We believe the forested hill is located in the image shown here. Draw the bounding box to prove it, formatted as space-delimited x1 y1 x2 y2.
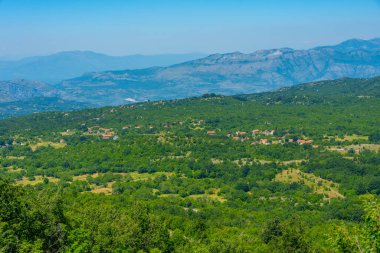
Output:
1 76 380 135
0 76 380 252
237 76 380 104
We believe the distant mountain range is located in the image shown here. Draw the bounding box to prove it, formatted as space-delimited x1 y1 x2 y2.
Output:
0 38 380 118
58 38 380 106
0 52 206 83
0 80 58 103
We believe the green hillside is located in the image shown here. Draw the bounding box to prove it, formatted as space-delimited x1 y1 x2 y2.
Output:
0 97 90 119
1 77 380 252
238 76 380 104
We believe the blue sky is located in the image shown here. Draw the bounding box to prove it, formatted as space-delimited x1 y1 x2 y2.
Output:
0 0 379 58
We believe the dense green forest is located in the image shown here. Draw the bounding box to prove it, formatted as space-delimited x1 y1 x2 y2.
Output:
1 77 380 252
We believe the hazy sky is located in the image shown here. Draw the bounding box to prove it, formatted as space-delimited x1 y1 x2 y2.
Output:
0 0 379 58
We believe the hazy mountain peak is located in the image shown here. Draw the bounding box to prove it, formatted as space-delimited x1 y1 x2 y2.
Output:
369 38 380 44
49 50 108 57
317 38 380 51
0 52 207 83
52 38 380 107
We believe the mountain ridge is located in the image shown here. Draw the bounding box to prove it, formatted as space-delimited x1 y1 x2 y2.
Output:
58 38 380 106
0 80 58 103
1 38 380 117
0 52 207 83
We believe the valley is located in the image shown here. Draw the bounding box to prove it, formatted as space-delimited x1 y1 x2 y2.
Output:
2 1 380 252
1 77 379 252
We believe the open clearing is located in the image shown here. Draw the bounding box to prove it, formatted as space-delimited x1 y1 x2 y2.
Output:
73 172 173 182
16 172 173 188
30 141 67 151
328 144 380 154
233 158 306 166
275 169 345 199
188 194 226 203
72 172 128 181
16 176 60 186
188 188 227 203
336 135 368 142
90 187 112 195
160 188 227 203
5 156 25 160
3 167 24 173
129 172 174 181
89 182 114 195
326 135 368 142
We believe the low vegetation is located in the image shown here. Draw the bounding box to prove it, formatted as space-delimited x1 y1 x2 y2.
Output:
1 77 380 252
275 169 344 199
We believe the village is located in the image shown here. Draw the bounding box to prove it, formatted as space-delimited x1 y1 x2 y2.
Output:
85 126 119 140
207 129 318 148
4 116 378 158
82 123 317 148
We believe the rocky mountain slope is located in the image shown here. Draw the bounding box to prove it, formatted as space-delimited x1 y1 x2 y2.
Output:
0 80 58 103
1 38 380 117
59 38 380 106
0 80 90 119
0 52 206 83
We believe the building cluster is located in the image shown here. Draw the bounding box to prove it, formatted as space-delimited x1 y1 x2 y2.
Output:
87 126 118 140
207 129 317 147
